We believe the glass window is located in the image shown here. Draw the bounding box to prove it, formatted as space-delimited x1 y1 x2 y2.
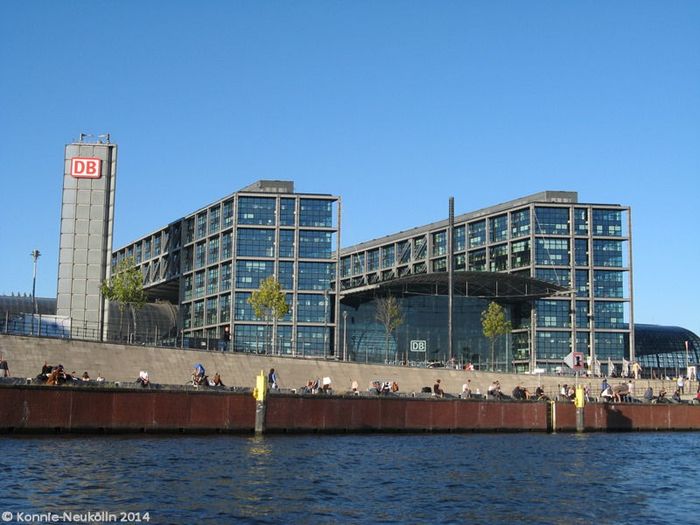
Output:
595 332 627 360
536 331 571 360
454 253 466 271
594 301 627 329
575 270 589 297
468 249 486 271
535 268 571 288
299 199 333 228
536 300 570 328
297 294 329 323
235 260 274 289
153 234 161 256
511 240 530 269
195 241 206 268
299 231 332 259
367 249 380 272
280 198 296 226
238 197 276 226
279 229 295 258
593 240 624 267
207 267 218 295
182 303 192 330
209 206 220 235
398 240 412 263
574 208 588 236
196 213 207 239
352 253 365 275
468 221 486 248
184 219 194 245
298 262 333 291
489 244 508 272
223 200 234 228
233 324 267 353
432 231 446 257
535 238 570 266
511 209 530 238
279 261 294 289
381 245 395 268
182 246 193 272
576 300 589 328
194 271 205 298
592 209 623 237
208 237 219 264
234 292 256 321
453 226 465 252
575 239 589 266
341 257 351 278
220 294 231 323
237 228 275 258
221 262 232 291
414 236 427 259
535 207 569 235
296 326 327 357
206 297 218 325
489 215 508 243
432 258 446 272
593 270 624 298
193 300 204 328
221 232 232 259
183 275 193 301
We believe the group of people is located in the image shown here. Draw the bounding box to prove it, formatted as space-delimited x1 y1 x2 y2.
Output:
190 363 224 387
37 362 105 385
299 376 333 394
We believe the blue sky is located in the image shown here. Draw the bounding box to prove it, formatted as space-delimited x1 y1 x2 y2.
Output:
1 1 698 335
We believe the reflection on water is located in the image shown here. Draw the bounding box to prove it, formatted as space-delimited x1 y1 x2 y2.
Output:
0 433 695 524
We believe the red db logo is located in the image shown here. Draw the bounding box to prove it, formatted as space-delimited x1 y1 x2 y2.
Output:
70 158 102 179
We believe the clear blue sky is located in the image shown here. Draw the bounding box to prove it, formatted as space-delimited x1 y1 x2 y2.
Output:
1 1 698 335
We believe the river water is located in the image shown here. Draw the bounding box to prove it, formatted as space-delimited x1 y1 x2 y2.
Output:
0 433 696 524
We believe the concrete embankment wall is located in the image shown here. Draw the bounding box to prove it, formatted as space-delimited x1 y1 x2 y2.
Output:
2 384 699 434
0 335 691 401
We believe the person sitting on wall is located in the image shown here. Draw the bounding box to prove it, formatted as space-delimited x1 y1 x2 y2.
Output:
81 371 91 382
672 388 682 403
321 377 332 394
192 364 207 386
487 381 503 399
350 380 359 393
613 384 628 403
534 386 548 401
45 368 62 385
137 371 150 387
601 385 614 402
0 353 9 377
643 386 654 402
512 385 525 400
95 373 105 382
210 372 224 387
655 387 668 403
391 381 399 393
36 361 53 383
433 379 445 397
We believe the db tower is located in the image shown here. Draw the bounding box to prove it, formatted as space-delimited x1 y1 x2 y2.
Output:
56 135 117 339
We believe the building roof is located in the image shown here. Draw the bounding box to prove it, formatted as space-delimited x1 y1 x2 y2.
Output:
340 271 567 306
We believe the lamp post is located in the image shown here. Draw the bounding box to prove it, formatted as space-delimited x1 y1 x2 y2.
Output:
30 250 41 315
343 310 348 362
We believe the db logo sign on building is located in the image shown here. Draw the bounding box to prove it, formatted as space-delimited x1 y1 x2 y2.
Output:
70 157 102 179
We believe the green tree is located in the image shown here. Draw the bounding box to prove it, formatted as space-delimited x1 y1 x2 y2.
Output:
481 301 512 371
248 276 289 354
100 256 146 340
375 295 404 363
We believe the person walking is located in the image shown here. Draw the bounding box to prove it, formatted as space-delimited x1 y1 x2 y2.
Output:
0 353 9 377
268 368 279 390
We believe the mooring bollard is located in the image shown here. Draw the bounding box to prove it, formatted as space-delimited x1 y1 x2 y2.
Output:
253 370 267 434
575 384 585 433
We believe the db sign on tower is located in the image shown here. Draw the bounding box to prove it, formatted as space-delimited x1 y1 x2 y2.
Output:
70 157 102 179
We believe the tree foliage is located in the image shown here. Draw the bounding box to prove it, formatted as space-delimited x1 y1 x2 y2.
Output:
248 276 289 354
100 256 146 312
481 301 512 370
375 295 404 362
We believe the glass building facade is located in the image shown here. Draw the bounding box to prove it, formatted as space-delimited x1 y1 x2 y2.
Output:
112 181 340 357
339 191 633 373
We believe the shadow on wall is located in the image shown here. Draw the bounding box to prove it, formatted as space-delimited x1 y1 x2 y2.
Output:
603 403 633 431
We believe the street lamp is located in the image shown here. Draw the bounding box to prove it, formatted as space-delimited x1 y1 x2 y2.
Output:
30 250 41 315
343 310 348 362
